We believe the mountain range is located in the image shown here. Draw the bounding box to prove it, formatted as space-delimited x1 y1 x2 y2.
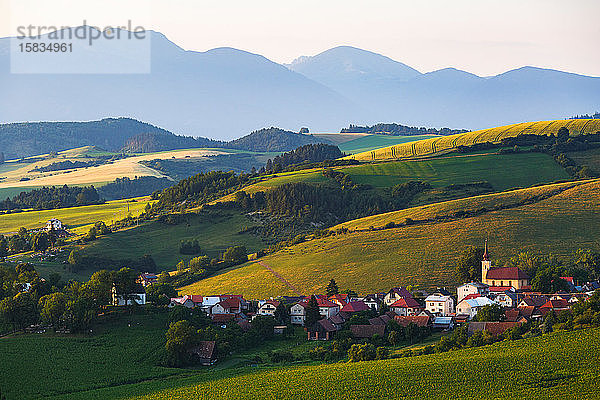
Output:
1 28 599 140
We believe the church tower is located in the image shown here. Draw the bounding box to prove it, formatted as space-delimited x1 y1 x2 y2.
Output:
481 239 491 282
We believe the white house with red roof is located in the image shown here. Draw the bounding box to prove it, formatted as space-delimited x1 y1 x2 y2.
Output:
290 297 340 326
389 297 423 316
257 300 281 317
168 295 203 309
457 282 489 302
383 287 413 306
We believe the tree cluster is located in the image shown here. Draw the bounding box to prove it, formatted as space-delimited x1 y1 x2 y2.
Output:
341 123 468 136
0 185 101 211
264 144 344 173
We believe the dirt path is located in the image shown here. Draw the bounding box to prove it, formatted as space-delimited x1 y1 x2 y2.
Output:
256 260 302 296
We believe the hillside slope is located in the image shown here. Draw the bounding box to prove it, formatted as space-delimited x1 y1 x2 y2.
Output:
182 179 600 297
349 119 600 161
64 328 600 400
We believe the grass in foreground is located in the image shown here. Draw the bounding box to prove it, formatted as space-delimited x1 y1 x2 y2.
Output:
182 179 600 297
59 328 600 400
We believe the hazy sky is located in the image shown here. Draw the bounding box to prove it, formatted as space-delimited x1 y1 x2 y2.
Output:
2 0 599 76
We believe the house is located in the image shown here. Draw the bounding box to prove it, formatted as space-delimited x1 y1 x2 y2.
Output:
111 284 146 306
504 308 529 323
169 296 194 308
340 301 370 314
329 313 347 330
394 315 431 328
45 218 63 231
139 273 158 287
390 297 423 316
361 294 383 311
201 296 221 313
457 282 489 302
290 302 306 325
468 322 519 337
481 242 529 289
290 297 340 326
425 293 455 316
539 299 570 314
517 295 549 309
211 296 243 315
494 291 519 308
257 300 280 317
211 313 235 327
188 341 217 365
350 324 386 339
368 314 392 326
433 316 454 330
169 295 203 308
456 296 496 319
328 294 350 308
307 319 338 340
384 287 413 306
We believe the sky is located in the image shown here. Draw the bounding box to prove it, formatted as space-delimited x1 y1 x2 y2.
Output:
1 0 599 77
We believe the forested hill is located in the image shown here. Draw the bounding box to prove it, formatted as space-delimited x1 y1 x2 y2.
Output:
340 123 468 136
227 127 329 152
0 118 174 159
0 120 330 159
121 132 223 153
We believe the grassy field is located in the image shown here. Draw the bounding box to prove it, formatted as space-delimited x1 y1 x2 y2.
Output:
338 134 437 154
349 119 600 161
0 312 180 400
216 152 569 204
182 179 600 297
81 211 266 270
567 147 600 172
41 327 600 400
343 152 569 190
0 197 151 235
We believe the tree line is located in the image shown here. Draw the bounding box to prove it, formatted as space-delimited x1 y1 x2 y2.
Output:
0 185 101 212
341 123 468 136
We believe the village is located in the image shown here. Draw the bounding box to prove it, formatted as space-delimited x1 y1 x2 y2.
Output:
112 244 600 364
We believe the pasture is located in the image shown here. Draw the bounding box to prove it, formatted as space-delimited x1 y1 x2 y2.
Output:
338 134 437 154
81 211 265 269
182 179 600 298
0 197 151 235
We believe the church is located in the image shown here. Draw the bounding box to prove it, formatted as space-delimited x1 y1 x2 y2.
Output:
481 241 529 289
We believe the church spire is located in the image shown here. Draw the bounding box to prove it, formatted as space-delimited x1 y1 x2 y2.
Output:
483 239 489 261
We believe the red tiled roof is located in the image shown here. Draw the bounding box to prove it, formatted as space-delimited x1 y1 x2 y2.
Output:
219 297 241 310
390 297 422 308
394 315 430 327
518 305 535 317
341 301 370 313
350 324 385 338
488 286 513 293
540 299 570 309
560 277 574 284
486 267 529 280
261 300 281 308
211 314 235 323
318 319 338 332
190 295 203 303
468 322 519 336
504 308 521 322
462 293 482 301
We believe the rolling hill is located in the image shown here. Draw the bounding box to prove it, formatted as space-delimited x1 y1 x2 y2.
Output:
349 119 600 161
181 179 600 298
